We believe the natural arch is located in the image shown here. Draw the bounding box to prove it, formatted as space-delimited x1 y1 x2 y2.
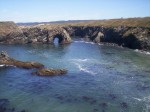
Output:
53 34 64 44
47 27 72 44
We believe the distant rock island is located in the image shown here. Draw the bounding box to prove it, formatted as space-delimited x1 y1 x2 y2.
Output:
0 17 150 51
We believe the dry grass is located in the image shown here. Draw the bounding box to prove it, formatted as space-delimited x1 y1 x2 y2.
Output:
0 21 22 35
57 17 150 28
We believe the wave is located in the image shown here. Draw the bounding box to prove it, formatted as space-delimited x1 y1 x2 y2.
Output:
71 58 89 62
0 64 16 68
73 62 96 75
0 64 5 67
133 95 150 112
133 97 142 101
134 49 150 55
74 41 95 45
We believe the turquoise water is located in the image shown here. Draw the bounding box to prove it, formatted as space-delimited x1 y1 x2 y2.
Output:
0 40 150 112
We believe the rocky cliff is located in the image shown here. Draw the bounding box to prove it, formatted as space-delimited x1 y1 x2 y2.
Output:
0 18 150 51
64 26 150 51
0 22 72 44
0 21 26 44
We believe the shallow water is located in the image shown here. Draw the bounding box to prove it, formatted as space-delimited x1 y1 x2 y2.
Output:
0 40 150 112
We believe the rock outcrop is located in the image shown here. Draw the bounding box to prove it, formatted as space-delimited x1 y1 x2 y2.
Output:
0 22 72 44
64 26 150 51
0 51 67 76
0 51 44 69
32 68 67 76
0 21 27 44
0 20 150 51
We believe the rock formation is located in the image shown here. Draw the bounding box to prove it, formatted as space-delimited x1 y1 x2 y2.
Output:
0 21 26 44
64 26 150 51
32 68 67 76
0 51 44 69
0 19 150 51
0 22 72 44
46 27 72 44
0 51 67 76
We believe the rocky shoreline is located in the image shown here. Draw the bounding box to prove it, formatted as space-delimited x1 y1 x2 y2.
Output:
64 26 150 51
0 21 150 51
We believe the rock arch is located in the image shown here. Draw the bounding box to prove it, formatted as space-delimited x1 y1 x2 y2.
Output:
47 27 72 44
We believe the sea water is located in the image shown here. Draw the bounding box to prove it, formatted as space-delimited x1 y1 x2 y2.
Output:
0 39 150 112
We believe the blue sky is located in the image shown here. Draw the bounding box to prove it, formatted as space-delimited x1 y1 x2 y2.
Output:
0 0 150 22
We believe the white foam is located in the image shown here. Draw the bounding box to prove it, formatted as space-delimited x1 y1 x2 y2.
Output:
85 41 95 44
0 64 16 68
71 58 89 62
0 64 5 67
74 62 96 75
74 41 95 45
98 43 103 46
133 95 150 112
74 41 84 43
133 97 142 101
134 49 150 55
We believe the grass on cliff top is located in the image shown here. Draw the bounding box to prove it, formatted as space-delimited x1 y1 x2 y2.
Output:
0 21 21 35
55 17 150 28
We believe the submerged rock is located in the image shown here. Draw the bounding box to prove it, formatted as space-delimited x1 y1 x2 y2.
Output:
120 102 128 108
32 68 67 76
0 99 9 107
0 51 44 69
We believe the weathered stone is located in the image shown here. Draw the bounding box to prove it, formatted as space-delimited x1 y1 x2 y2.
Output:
65 26 150 51
0 51 44 69
0 22 72 44
94 32 104 43
0 21 150 51
32 68 67 76
0 22 27 44
47 27 72 44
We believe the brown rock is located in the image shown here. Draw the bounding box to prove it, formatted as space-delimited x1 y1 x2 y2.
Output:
32 68 67 76
0 51 44 69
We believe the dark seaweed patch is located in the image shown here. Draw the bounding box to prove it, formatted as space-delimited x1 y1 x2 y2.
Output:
120 102 128 108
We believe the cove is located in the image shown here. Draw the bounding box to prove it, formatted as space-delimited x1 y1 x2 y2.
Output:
0 39 150 112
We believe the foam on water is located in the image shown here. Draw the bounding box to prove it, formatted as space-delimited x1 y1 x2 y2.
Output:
70 58 89 62
0 64 16 68
73 62 97 75
74 41 95 45
134 49 150 55
0 64 5 67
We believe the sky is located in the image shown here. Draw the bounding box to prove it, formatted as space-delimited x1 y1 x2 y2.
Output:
0 0 150 22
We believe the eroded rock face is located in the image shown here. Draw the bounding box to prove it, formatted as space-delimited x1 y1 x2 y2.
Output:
32 68 67 76
0 51 44 69
65 26 150 51
0 22 27 44
0 21 150 51
21 26 72 44
47 27 72 44
0 22 72 44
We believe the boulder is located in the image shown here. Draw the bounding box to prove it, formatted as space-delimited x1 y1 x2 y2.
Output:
32 68 67 76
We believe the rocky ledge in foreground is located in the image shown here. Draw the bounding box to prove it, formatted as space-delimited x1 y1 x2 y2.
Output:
0 51 67 76
0 51 44 69
32 69 67 76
